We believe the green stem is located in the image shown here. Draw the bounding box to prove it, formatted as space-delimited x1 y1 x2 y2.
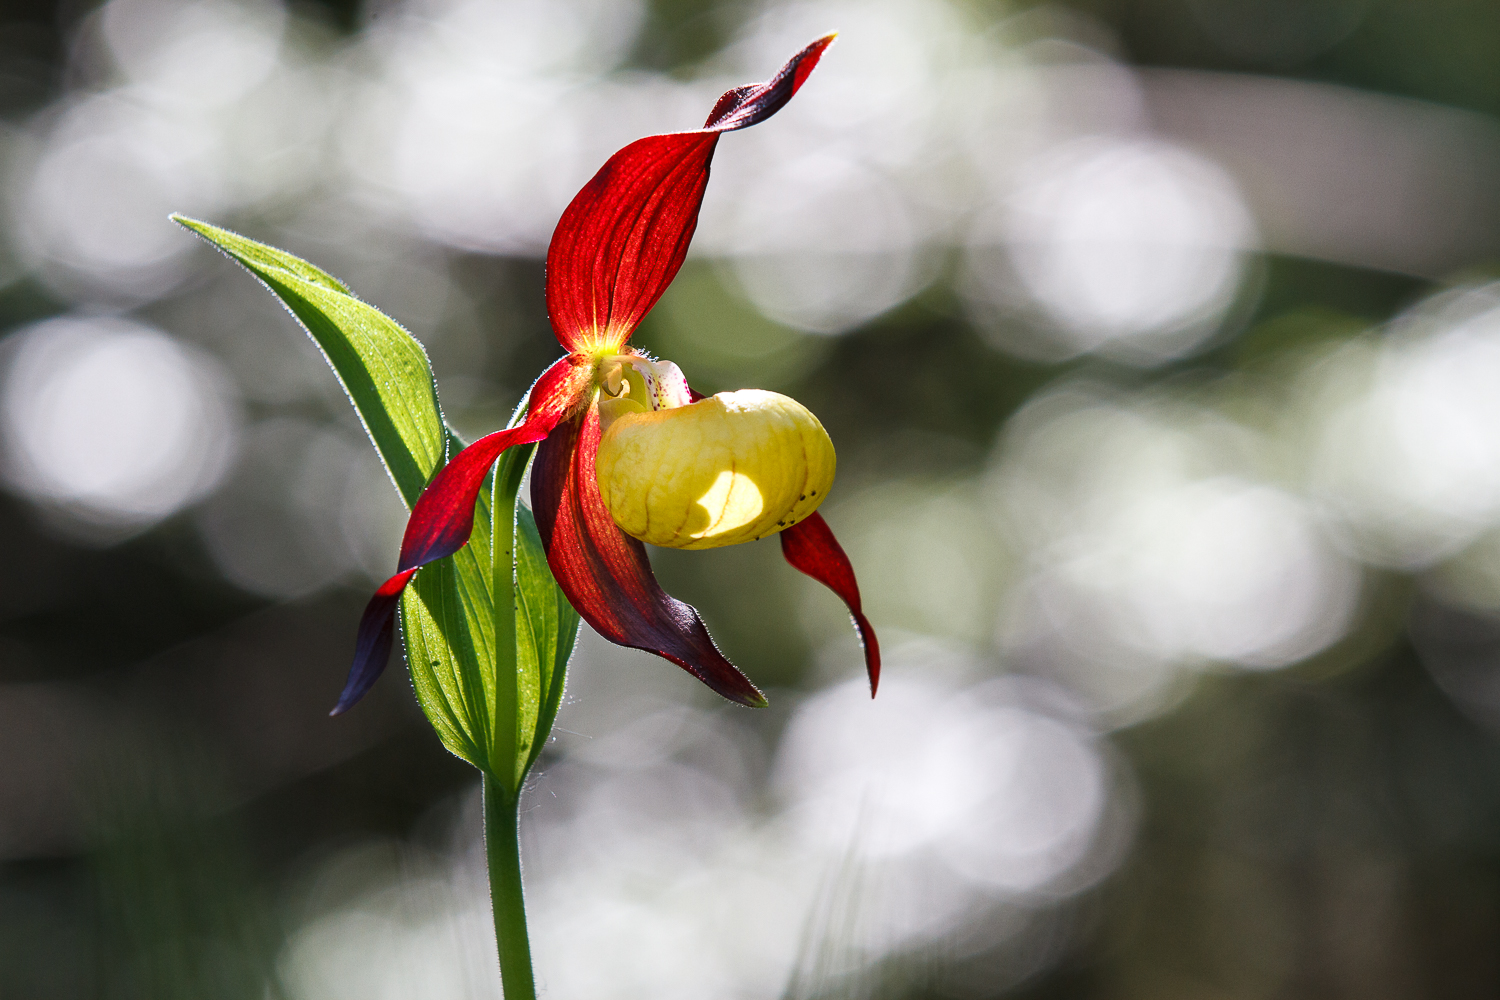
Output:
484 774 536 999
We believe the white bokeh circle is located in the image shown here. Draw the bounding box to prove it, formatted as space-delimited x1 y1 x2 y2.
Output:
0 315 237 535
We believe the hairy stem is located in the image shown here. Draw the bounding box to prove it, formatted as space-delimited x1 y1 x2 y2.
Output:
484 774 535 999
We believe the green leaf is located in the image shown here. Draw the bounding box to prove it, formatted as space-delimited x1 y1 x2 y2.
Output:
174 215 350 294
173 215 444 506
178 217 576 787
482 439 530 791
401 430 499 772
517 502 579 778
486 444 578 795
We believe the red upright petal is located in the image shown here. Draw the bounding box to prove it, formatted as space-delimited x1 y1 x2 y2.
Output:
332 356 586 714
780 512 880 696
546 131 720 353
532 405 767 707
544 34 836 353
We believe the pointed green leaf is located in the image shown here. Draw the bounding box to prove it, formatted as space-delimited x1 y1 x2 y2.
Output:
174 214 350 293
180 218 490 767
173 215 444 506
179 217 578 788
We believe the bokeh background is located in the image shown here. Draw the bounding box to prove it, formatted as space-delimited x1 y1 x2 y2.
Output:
4 0 1500 996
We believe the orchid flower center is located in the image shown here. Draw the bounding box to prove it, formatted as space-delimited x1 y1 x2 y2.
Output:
595 353 692 430
594 355 836 550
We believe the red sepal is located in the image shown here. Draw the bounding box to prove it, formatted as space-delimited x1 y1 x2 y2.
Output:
546 131 720 353
532 405 767 707
544 34 836 353
780 512 880 696
397 356 580 571
332 356 584 715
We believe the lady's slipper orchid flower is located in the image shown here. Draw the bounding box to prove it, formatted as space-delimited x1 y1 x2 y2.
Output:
334 35 878 715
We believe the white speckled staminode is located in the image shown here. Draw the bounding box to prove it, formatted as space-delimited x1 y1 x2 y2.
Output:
595 389 836 549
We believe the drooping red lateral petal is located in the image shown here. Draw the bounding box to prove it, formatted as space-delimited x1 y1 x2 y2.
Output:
531 405 766 707
397 356 580 571
331 567 417 716
544 34 836 353
332 356 586 715
780 512 881 697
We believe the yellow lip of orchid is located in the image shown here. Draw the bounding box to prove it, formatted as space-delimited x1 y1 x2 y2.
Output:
595 386 836 550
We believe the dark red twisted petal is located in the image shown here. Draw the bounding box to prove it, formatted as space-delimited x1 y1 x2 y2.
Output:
780 512 880 697
331 356 586 716
331 567 417 715
702 34 835 131
545 33 836 353
531 405 766 707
